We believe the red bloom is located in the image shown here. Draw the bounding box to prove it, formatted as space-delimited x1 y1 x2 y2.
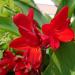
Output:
9 8 43 74
15 71 22 75
14 48 41 75
42 6 74 50
14 57 29 75
15 71 29 75
10 8 48 49
0 50 16 75
0 67 7 75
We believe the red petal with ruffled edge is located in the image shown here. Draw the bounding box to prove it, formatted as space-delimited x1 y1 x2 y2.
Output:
56 28 74 42
28 47 42 70
42 6 69 35
28 8 34 20
18 26 40 45
13 13 32 31
49 36 60 50
10 36 40 50
40 34 49 47
9 37 28 50
51 6 68 26
42 24 51 35
3 50 15 59
14 59 26 72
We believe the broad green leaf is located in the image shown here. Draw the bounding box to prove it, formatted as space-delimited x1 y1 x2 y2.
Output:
69 3 75 17
44 42 75 75
14 0 49 27
0 0 6 7
0 16 19 35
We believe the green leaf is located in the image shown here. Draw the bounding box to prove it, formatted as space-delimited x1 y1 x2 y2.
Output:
71 18 75 32
0 16 19 35
69 3 75 17
0 0 21 17
14 0 49 27
44 42 75 75
56 0 75 18
21 0 37 8
53 0 61 6
0 50 3 59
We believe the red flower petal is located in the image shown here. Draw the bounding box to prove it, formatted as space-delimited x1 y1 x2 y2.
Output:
10 36 40 50
0 67 7 75
28 47 42 70
14 60 26 71
9 37 28 50
15 71 22 75
18 26 40 46
42 6 69 35
19 26 39 40
13 13 32 30
0 59 8 66
3 50 15 59
56 28 74 42
23 72 29 75
28 8 34 20
40 34 49 47
49 36 60 50
42 24 51 35
13 13 27 26
52 6 68 26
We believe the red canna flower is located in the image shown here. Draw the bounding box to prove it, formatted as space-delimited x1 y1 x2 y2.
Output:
10 8 48 49
42 6 74 50
12 47 41 75
9 8 45 75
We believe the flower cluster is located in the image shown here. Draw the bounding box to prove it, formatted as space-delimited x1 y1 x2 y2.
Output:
0 6 74 75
